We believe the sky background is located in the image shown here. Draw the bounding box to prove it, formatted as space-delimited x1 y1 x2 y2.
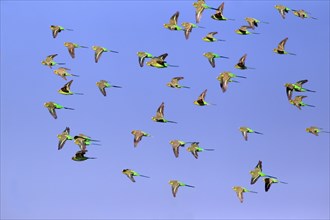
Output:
1 1 329 219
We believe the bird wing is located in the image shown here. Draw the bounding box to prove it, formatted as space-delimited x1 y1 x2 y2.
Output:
133 132 143 147
264 178 272 192
170 11 180 25
195 6 205 23
208 56 215 67
173 145 180 158
64 127 70 134
220 76 229 93
250 170 260 184
171 77 184 84
238 54 247 65
237 191 243 203
48 108 57 119
278 37 288 51
138 55 146 67
127 173 136 182
52 26 60 38
156 102 165 118
172 182 180 197
241 130 248 141
296 79 308 86
157 53 168 60
184 25 193 40
95 48 104 63
198 89 207 102
217 2 224 14
58 135 67 150
256 160 262 170
207 32 217 38
98 84 107 96
192 150 199 159
68 45 75 59
286 86 293 100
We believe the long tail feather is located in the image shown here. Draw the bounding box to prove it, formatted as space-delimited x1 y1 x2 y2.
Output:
227 18 235 21
265 175 277 179
74 93 84 95
261 21 270 24
167 120 178 124
279 181 288 184
66 29 74 31
139 175 150 178
90 139 101 142
217 39 226 42
71 74 80 77
306 104 315 107
288 52 296 55
86 157 96 159
198 26 206 29
252 32 261 35
254 131 263 135
57 63 66 65
236 75 247 78
185 184 195 188
220 56 229 59
110 50 119 53
306 89 316 92
112 85 122 88
249 190 258 193
181 86 190 89
80 46 89 48
168 64 179 67
64 107 74 110
91 143 101 146
204 149 215 151
231 80 240 83
247 67 256 69
321 131 330 133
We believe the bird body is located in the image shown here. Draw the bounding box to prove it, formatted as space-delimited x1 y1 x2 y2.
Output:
57 127 73 150
232 186 257 203
92 46 118 63
44 101 74 119
239 127 263 141
122 169 150 182
275 5 292 19
166 77 190 89
305 126 330 136
289 95 315 110
203 52 229 68
264 177 288 192
72 150 96 161
194 89 215 106
64 42 88 59
164 11 182 30
41 54 65 68
217 72 246 93
285 79 315 100
53 67 79 81
58 80 83 95
250 160 277 185
137 52 154 67
50 25 73 38
96 80 121 96
274 37 295 55
187 142 214 159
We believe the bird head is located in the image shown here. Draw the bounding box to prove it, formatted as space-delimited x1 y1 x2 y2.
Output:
151 116 156 121
273 48 278 53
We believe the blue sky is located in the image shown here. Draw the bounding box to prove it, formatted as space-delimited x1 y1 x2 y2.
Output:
1 1 329 219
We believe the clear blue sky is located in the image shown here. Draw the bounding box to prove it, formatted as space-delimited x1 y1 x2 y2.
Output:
1 1 329 219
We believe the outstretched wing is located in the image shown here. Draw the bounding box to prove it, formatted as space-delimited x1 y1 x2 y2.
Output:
277 37 288 51
156 102 165 118
95 48 104 63
172 183 180 197
170 11 180 25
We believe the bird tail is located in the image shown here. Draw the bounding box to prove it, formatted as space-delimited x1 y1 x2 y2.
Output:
74 92 84 95
220 56 229 59
254 131 263 135
87 157 97 159
231 80 240 83
70 74 80 77
66 28 74 31
57 63 66 65
227 18 235 21
236 75 247 79
167 120 178 124
217 39 226 42
208 103 217 106
305 104 315 108
279 181 288 184
261 21 270 24
112 85 122 88
181 86 190 89
197 26 206 29
247 67 256 70
306 89 316 93
110 50 119 53
139 175 150 178
185 184 195 188
91 143 101 146
167 64 179 67
321 131 330 133
248 190 258 193
64 107 75 110
204 149 215 151
251 32 261 35
288 52 296 55
80 46 89 48
90 139 101 142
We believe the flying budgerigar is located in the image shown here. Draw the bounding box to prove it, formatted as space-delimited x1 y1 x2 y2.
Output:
146 53 179 68
44 101 74 119
210 2 234 21
193 0 217 23
122 169 150 182
73 134 101 151
57 127 73 150
137 52 154 67
193 89 215 106
58 80 83 95
181 22 204 40
202 31 225 42
164 11 182 31
186 142 215 159
239 127 263 141
96 80 122 96
232 186 257 203
131 130 151 148
41 54 65 68
285 79 315 100
53 67 79 81
289 95 315 110
217 71 247 93
203 52 229 68
292 9 317 19
169 180 195 198
72 150 96 162
166 77 190 89
305 126 330 136
235 25 260 35
273 37 296 55
92 46 119 63
169 140 194 158
50 25 73 38
274 5 294 19
235 54 255 70
264 177 288 192
64 42 88 59
152 102 177 123
245 17 269 29
250 160 277 185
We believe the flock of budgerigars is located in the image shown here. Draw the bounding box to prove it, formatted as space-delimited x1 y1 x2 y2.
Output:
41 1 329 202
